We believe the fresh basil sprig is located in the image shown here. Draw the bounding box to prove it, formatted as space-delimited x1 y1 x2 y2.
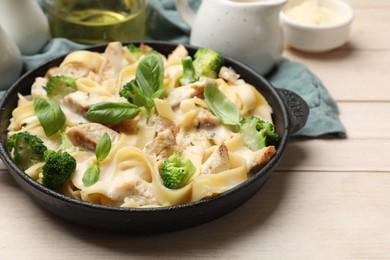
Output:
95 132 111 162
82 163 100 188
82 133 111 187
204 84 240 127
33 97 66 136
123 50 166 122
85 102 140 125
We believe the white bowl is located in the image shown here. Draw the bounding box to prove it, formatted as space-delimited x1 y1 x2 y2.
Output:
280 0 354 52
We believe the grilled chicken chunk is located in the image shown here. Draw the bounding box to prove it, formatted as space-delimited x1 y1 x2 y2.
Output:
166 82 205 107
31 77 48 98
144 129 176 157
66 123 120 151
46 64 90 79
193 108 219 128
167 44 189 63
143 116 180 161
248 146 276 171
201 143 230 174
98 41 127 84
120 177 159 207
219 66 240 83
63 91 128 113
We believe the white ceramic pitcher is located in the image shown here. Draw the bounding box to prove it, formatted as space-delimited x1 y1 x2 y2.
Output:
0 0 50 55
176 0 286 75
0 26 23 90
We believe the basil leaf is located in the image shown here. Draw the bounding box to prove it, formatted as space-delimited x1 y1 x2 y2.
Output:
132 51 166 122
82 163 100 187
33 97 66 136
82 133 111 187
204 84 240 126
136 51 165 98
86 102 140 125
95 133 111 163
124 79 148 107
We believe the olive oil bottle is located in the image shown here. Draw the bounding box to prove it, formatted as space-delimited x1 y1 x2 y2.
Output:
47 0 147 44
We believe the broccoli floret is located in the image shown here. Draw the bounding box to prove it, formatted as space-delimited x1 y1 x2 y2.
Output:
119 80 143 106
45 75 77 101
193 48 224 78
161 153 196 189
127 44 143 60
58 132 79 153
41 150 76 190
179 56 199 86
7 132 47 170
239 116 279 151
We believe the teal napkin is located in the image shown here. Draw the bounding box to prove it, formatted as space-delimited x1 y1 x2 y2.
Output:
267 59 345 136
6 0 346 137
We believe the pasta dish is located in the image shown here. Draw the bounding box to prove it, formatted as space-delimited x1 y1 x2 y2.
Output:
7 42 278 208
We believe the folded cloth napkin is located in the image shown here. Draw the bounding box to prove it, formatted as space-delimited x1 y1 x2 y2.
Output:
267 59 346 137
3 0 346 137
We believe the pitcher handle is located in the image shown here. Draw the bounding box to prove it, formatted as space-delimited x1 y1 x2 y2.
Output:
175 0 195 27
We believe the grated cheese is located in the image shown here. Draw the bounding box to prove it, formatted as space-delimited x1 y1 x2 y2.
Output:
285 0 343 25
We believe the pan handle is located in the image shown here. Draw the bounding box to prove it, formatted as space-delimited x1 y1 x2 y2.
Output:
277 89 309 134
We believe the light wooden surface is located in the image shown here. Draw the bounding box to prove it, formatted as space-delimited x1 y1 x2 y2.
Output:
1 1 389 259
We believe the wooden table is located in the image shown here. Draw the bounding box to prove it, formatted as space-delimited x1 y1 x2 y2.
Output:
1 0 389 258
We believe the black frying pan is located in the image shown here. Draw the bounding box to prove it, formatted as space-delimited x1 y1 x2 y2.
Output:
0 41 308 233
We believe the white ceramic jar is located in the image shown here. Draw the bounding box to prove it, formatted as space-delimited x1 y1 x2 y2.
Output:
0 0 50 55
176 0 287 76
0 26 23 90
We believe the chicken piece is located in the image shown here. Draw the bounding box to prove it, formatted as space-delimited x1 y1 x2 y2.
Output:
193 108 219 129
63 90 128 112
153 116 180 136
201 143 230 174
248 146 276 171
98 41 127 83
66 123 120 151
46 64 90 79
121 177 160 207
103 175 158 206
142 116 180 160
219 66 240 83
144 129 176 159
164 64 182 80
166 81 205 107
167 44 188 63
139 43 153 54
110 114 141 134
31 77 48 98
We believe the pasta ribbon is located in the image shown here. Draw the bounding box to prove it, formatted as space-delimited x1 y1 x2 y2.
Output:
76 78 112 96
118 64 137 90
60 50 103 72
191 153 247 202
154 99 176 121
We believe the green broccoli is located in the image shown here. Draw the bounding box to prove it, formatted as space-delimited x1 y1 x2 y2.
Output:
127 44 143 60
41 150 76 190
193 48 224 78
58 132 80 153
45 75 77 101
161 153 196 189
119 80 143 106
239 116 279 151
179 56 199 86
7 132 47 170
